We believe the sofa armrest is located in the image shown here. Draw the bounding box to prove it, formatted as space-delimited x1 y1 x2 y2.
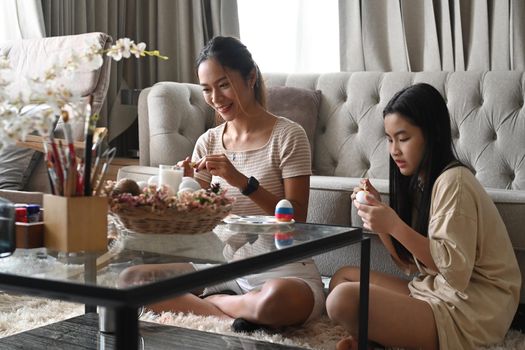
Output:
138 82 215 167
0 189 43 205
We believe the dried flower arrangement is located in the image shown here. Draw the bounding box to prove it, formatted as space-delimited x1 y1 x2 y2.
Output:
104 180 235 234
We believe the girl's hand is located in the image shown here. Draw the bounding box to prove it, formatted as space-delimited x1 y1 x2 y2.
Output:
351 178 381 202
177 156 194 177
354 194 401 234
195 153 246 189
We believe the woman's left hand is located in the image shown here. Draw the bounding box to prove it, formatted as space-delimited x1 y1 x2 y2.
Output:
195 153 246 189
354 195 401 234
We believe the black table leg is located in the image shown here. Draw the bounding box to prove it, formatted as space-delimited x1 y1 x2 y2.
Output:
115 306 139 350
84 253 97 313
358 237 370 350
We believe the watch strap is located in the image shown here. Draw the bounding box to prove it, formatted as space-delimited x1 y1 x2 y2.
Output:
241 176 259 196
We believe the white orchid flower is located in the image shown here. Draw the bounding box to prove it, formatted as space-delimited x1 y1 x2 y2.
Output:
0 37 166 151
130 42 147 58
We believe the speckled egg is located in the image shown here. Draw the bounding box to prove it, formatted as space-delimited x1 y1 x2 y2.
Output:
274 231 294 249
275 199 294 222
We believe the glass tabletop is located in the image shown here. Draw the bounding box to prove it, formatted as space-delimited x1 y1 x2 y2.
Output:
0 221 362 308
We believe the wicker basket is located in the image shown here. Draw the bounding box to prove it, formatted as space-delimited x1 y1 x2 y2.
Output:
110 205 232 235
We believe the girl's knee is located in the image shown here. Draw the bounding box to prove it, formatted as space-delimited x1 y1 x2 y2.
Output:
326 282 360 330
329 266 361 291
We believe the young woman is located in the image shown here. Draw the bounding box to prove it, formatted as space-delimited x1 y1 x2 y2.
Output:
118 36 325 332
326 83 521 349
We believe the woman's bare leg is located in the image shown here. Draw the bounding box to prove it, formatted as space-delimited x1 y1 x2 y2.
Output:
148 293 232 318
327 267 438 350
205 278 315 327
118 265 315 325
118 262 232 318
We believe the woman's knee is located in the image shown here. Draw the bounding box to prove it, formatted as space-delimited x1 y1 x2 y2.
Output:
329 266 361 291
326 282 360 331
253 278 314 323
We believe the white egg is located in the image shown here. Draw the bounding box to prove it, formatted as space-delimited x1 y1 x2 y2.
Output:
178 178 201 192
177 187 195 194
356 190 372 204
147 175 159 186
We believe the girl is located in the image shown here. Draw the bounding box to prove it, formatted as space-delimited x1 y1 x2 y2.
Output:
326 83 521 349
119 36 325 332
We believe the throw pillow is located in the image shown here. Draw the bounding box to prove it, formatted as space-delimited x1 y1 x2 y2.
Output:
266 86 321 157
0 146 42 190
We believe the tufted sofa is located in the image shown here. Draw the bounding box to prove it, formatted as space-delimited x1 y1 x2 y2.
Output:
119 71 525 302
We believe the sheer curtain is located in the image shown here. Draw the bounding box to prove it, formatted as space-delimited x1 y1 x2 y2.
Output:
238 0 339 73
339 0 525 71
0 0 45 41
41 0 239 142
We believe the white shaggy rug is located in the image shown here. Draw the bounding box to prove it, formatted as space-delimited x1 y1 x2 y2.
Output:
0 294 524 350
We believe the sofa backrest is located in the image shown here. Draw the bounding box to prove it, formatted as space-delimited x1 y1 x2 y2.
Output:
264 72 525 191
139 71 525 191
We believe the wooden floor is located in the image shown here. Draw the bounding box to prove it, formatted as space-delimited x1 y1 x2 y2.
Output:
0 313 305 349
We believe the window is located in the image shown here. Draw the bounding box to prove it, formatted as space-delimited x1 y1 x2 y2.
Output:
238 0 339 73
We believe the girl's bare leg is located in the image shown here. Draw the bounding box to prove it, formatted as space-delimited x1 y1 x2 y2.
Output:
327 267 438 350
205 278 315 327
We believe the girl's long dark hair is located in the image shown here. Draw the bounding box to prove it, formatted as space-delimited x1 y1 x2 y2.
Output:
384 83 461 262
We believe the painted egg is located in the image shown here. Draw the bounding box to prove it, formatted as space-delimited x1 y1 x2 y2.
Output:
356 190 373 204
275 199 294 222
178 177 201 192
274 231 294 249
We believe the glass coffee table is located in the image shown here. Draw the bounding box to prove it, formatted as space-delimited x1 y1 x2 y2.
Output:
0 221 370 350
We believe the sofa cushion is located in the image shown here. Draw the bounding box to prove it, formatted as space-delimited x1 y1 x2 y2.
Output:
266 86 321 162
0 146 42 190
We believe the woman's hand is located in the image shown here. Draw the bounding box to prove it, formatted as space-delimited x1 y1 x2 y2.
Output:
354 194 401 234
351 178 381 202
177 156 194 177
194 153 246 189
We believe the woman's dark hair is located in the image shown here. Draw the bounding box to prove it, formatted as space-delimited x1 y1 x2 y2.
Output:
196 36 266 111
383 83 461 262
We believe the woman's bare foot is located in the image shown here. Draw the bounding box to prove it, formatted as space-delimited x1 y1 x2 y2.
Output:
336 337 357 350
336 336 373 350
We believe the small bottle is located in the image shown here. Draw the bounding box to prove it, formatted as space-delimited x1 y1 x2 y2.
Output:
0 197 16 257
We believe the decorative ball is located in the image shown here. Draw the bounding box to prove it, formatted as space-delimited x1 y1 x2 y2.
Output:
275 199 294 222
113 178 141 196
274 231 294 249
356 190 373 204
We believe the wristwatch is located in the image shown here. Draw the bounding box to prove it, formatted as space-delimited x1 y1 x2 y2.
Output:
241 176 259 196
